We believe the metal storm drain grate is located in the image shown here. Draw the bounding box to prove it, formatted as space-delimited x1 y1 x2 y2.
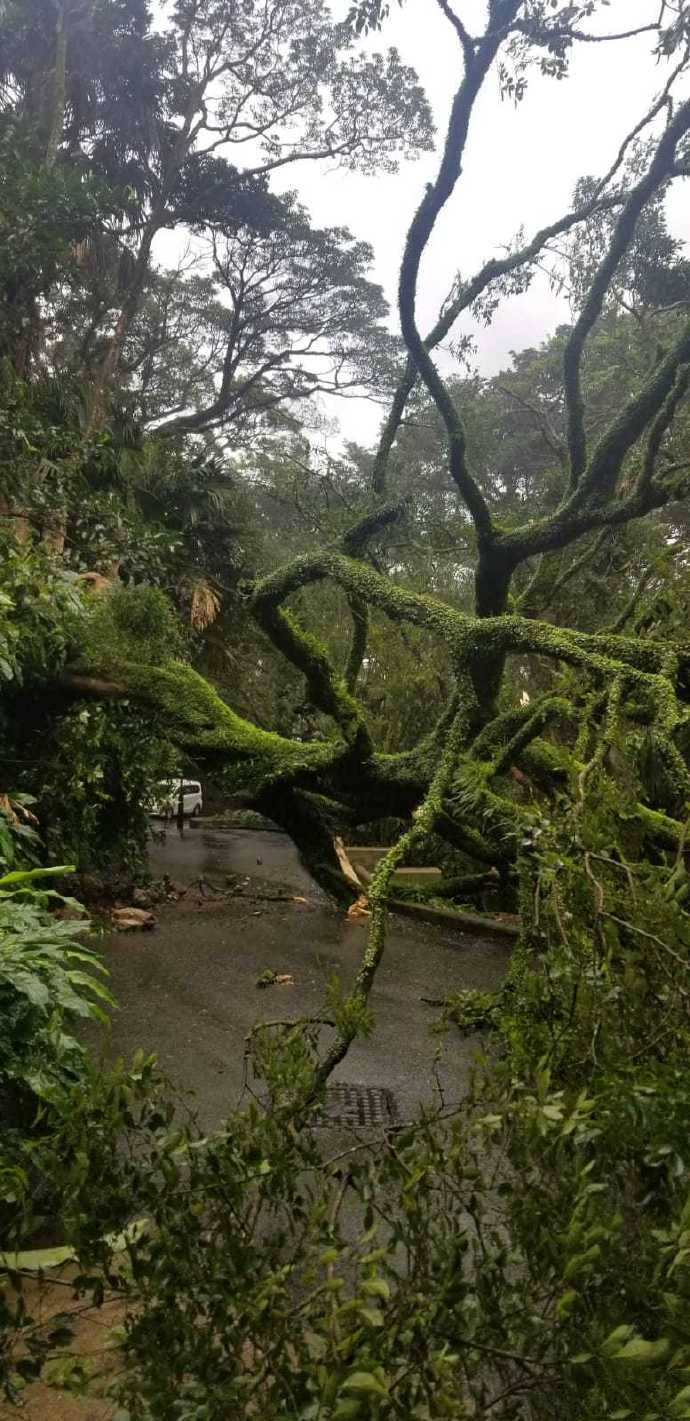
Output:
317 1082 398 1129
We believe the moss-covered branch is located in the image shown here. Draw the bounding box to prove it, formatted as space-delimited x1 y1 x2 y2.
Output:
489 697 576 778
315 700 472 1083
251 599 372 759
65 660 332 786
251 549 690 688
344 595 368 695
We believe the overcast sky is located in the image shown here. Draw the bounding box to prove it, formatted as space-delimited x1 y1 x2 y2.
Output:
277 0 690 449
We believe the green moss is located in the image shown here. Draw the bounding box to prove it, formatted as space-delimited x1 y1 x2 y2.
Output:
68 541 689 912
252 598 372 757
632 804 685 849
82 585 182 669
490 696 576 776
521 738 573 778
253 550 685 692
74 657 333 797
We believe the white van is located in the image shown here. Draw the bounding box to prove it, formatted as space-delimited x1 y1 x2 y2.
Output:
150 778 203 819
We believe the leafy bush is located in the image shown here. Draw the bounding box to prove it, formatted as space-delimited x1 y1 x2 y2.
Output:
3 1021 688 1420
0 866 114 1231
0 867 112 1100
35 700 178 878
81 583 183 672
0 551 184 879
0 543 84 689
3 707 690 1418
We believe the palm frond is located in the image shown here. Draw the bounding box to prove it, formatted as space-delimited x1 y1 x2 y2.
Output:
190 578 221 631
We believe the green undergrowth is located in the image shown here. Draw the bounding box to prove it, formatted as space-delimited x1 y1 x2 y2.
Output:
435 987 501 1034
3 1013 690 1419
2 572 690 1418
2 776 690 1419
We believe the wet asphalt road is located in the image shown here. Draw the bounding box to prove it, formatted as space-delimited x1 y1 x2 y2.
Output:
91 825 509 1128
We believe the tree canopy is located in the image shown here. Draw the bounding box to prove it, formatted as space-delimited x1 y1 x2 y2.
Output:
3 3 690 1414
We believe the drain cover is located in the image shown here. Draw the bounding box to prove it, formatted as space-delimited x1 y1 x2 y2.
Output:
318 1082 398 1129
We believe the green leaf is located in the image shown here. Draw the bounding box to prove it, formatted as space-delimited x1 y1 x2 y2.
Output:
564 1244 601 1280
361 1277 390 1299
341 1372 388 1396
0 865 75 886
0 1244 77 1269
556 1289 578 1319
358 1306 384 1327
601 1325 636 1355
611 1337 669 1363
4 969 50 1008
669 1385 690 1417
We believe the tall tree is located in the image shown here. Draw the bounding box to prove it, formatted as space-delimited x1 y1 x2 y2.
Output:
0 0 432 427
6 0 690 1070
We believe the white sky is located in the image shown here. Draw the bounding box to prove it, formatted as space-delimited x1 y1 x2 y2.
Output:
278 0 690 447
154 0 690 449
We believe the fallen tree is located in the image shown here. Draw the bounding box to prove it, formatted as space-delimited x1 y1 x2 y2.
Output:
8 0 690 1066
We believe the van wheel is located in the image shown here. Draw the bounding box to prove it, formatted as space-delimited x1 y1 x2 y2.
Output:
193 804 202 817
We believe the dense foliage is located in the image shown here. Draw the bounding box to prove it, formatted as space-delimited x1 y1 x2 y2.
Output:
2 0 690 1416
0 811 116 1243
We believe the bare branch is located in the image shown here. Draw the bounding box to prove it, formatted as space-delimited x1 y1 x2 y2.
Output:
495 383 567 469
435 0 475 64
563 98 690 490
371 184 644 499
551 529 611 598
344 596 369 693
398 6 522 535
61 674 128 697
513 20 663 46
594 46 690 201
638 363 690 493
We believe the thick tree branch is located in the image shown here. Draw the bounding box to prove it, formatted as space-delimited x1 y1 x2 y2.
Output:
489 696 576 777
250 600 373 760
369 173 678 503
250 549 690 689
639 363 690 493
397 6 521 537
435 0 475 65
368 80 690 500
563 98 690 490
344 596 369 694
339 499 408 557
494 317 690 561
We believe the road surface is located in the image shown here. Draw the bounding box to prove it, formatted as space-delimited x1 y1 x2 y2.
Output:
91 825 509 1127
